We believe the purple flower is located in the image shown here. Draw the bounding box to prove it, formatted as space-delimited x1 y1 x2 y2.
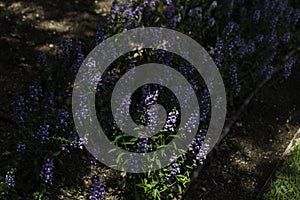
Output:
253 10 261 22
122 8 133 20
227 0 234 18
227 41 235 57
266 30 278 46
78 137 88 150
285 7 293 20
143 0 158 7
95 27 107 45
213 40 224 68
36 125 50 143
133 6 143 18
16 96 26 123
270 16 279 30
211 1 217 8
29 85 43 103
137 138 148 153
241 7 247 17
255 34 264 43
40 157 54 184
165 0 172 5
247 40 256 54
292 9 300 24
229 64 241 94
56 109 69 133
188 7 202 18
222 22 240 39
111 0 120 16
233 35 241 46
5 170 15 187
61 144 70 153
72 52 85 75
107 0 121 22
281 32 291 43
199 88 210 121
194 7 202 18
167 18 177 29
163 110 179 132
155 49 173 66
69 131 79 147
170 162 180 175
283 58 296 79
266 52 277 65
208 16 216 27
58 39 73 57
165 3 176 19
86 176 105 200
144 90 159 106
237 41 247 58
188 130 209 165
17 141 26 153
166 156 181 183
262 64 275 79
179 63 194 76
38 53 47 65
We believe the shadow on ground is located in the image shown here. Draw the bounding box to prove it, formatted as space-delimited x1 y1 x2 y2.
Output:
184 52 300 200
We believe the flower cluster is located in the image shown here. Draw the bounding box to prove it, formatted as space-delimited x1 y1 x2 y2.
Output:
189 130 209 165
283 57 296 79
163 109 179 132
137 137 149 153
40 157 54 184
17 141 26 153
86 176 105 200
5 170 15 187
15 86 54 125
166 156 181 184
35 125 50 143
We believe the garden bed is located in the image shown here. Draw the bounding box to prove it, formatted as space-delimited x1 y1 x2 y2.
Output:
0 0 299 199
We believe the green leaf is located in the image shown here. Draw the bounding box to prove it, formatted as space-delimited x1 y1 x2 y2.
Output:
52 151 61 157
116 152 126 163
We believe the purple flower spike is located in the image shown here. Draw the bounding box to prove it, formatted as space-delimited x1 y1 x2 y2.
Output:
40 157 54 184
5 170 15 187
87 176 105 200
